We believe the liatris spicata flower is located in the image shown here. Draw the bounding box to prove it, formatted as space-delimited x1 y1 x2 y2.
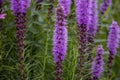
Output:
58 0 72 16
107 21 120 77
36 0 43 10
87 0 98 61
11 0 31 80
53 4 67 80
92 45 104 80
76 0 89 78
100 0 111 14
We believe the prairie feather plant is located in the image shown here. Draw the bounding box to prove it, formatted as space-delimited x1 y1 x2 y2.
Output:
107 21 120 77
11 0 31 79
87 0 98 62
76 0 89 79
53 4 67 80
92 45 104 80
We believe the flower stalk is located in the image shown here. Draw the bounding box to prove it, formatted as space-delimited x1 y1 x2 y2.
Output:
107 21 120 77
76 0 89 79
11 0 31 80
53 4 67 80
92 45 104 80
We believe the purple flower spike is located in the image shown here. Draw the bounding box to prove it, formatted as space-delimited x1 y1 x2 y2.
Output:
76 0 89 78
107 21 120 76
88 0 98 36
11 0 31 14
53 4 67 80
11 0 31 80
58 0 72 15
92 45 104 80
100 0 111 14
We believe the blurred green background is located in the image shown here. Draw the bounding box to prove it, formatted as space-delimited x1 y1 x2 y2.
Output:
0 0 120 80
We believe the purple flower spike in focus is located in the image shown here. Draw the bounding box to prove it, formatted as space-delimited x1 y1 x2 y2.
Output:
53 4 67 80
107 21 120 76
58 0 72 15
100 0 111 14
11 0 31 80
92 45 104 80
76 0 89 78
87 0 98 63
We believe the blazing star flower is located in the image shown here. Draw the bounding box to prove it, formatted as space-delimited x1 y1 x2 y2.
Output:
53 4 67 80
11 0 31 80
58 0 72 15
86 0 98 63
88 0 98 36
100 0 111 14
107 21 120 73
92 45 104 80
76 0 89 78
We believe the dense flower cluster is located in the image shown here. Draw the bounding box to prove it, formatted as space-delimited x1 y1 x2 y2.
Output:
100 0 111 14
58 0 72 15
107 21 120 73
11 0 31 80
11 0 31 14
76 0 89 78
53 4 67 80
92 45 104 80
88 0 98 36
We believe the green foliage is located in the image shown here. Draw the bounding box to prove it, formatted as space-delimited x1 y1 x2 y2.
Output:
0 0 120 80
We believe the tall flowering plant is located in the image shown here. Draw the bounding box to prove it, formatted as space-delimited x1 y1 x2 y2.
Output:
87 0 98 61
76 0 89 78
53 4 67 80
11 0 31 80
92 45 104 80
107 21 120 77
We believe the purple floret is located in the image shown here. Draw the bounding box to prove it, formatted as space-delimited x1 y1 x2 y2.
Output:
58 0 72 15
100 0 111 14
